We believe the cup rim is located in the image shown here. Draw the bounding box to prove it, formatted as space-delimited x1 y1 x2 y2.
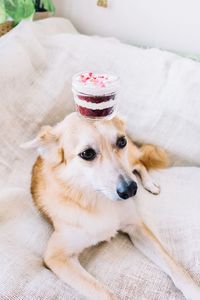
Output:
72 71 120 96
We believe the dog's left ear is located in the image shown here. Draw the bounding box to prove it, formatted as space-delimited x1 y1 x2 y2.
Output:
112 115 127 131
21 125 67 165
20 126 57 150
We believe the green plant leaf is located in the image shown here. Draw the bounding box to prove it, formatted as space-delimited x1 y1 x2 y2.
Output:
0 0 7 24
5 0 35 24
40 0 55 13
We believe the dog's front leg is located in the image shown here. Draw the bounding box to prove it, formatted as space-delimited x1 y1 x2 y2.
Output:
133 164 160 195
122 222 200 300
44 231 117 300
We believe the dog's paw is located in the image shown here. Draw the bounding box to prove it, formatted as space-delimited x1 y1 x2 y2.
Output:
144 180 160 195
109 294 118 300
100 289 118 300
103 291 118 300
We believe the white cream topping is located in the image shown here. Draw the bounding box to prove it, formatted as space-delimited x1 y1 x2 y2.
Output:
74 95 115 110
72 72 119 96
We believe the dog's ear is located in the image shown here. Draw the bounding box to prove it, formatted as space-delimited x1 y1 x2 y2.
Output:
112 115 127 131
21 125 67 165
20 126 58 150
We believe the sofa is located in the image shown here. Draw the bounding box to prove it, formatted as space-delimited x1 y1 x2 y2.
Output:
0 18 200 300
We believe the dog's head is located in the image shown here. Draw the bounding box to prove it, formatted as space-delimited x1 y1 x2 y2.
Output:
22 113 138 201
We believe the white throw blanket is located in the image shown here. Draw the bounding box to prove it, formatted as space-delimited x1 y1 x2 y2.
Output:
0 18 200 300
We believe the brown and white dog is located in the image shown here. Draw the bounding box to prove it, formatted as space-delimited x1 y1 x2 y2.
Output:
22 113 200 300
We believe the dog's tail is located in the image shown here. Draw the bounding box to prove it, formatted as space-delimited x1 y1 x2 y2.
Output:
139 144 169 170
129 222 200 300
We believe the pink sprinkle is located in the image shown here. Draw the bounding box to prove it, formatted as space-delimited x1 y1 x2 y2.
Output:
89 72 93 77
100 83 106 88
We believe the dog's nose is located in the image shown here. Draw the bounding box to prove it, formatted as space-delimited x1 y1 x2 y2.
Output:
117 180 138 200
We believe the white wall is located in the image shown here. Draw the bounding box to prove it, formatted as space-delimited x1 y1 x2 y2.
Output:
53 0 200 55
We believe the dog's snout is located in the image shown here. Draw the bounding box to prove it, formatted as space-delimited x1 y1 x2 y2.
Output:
117 179 138 200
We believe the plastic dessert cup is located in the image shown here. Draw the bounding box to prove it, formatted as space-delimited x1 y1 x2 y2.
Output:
72 72 120 120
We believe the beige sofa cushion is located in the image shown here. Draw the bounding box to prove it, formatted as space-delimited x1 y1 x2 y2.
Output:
0 18 77 189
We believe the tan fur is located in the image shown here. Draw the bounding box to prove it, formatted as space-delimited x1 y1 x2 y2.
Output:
31 156 96 227
38 125 57 142
127 139 168 170
139 144 169 170
25 113 200 300
127 137 143 167
44 233 116 299
31 156 52 223
111 116 125 132
59 148 66 165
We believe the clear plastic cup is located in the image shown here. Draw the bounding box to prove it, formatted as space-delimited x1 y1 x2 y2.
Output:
72 72 120 120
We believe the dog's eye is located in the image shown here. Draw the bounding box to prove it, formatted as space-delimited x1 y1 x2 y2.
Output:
79 148 96 161
116 136 127 149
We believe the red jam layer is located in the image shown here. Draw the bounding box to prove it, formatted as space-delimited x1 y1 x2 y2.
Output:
76 106 114 118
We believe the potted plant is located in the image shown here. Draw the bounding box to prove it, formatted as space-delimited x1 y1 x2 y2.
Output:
34 0 55 20
0 0 55 36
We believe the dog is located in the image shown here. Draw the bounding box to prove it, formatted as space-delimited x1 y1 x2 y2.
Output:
22 112 200 300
